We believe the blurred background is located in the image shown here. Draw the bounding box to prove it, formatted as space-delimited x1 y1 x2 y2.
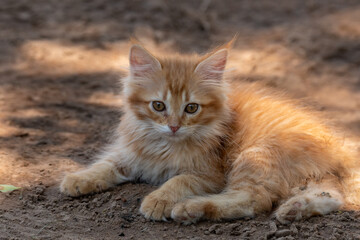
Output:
1 0 360 187
1 0 360 190
0 1 360 238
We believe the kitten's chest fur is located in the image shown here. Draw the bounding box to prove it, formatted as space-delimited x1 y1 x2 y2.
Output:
120 129 224 185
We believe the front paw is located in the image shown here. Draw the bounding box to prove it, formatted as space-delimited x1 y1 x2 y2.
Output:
140 191 175 221
171 200 206 225
60 172 110 197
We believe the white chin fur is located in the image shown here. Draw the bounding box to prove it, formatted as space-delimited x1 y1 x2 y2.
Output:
153 124 190 140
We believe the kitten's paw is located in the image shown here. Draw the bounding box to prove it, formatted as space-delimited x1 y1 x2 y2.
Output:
275 200 304 224
276 191 342 224
171 200 207 225
140 191 175 221
60 172 110 197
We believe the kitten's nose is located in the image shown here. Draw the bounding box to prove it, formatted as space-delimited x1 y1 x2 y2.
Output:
169 126 180 133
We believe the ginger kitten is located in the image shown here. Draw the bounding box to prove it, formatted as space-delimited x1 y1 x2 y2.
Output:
60 41 360 224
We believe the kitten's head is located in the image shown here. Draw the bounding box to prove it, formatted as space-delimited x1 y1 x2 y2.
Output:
123 43 231 142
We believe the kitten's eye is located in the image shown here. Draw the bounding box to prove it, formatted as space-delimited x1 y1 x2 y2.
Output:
152 101 166 112
185 103 199 114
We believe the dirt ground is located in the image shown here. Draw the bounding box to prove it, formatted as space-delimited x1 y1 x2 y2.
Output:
0 0 360 239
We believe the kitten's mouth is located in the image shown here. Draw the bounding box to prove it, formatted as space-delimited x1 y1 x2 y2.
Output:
166 131 183 139
169 132 178 137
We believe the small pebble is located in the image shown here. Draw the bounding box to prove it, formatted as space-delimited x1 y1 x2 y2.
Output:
275 229 292 238
290 224 298 235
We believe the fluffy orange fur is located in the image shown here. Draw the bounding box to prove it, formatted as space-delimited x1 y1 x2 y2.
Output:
60 41 360 225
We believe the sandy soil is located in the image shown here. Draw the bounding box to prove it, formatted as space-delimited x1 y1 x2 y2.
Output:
0 0 360 239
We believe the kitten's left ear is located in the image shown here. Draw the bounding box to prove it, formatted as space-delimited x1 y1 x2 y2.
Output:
195 48 228 82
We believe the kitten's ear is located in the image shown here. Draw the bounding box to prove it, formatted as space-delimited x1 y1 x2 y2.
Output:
129 45 161 77
195 49 228 82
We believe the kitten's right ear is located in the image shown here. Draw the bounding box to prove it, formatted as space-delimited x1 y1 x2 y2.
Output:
129 45 161 77
195 49 228 82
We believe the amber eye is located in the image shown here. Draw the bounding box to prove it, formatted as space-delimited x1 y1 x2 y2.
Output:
185 103 199 114
152 101 166 112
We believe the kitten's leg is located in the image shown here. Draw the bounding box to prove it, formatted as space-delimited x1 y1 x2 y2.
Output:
171 187 272 224
275 181 343 224
60 155 130 197
140 173 224 221
172 148 284 224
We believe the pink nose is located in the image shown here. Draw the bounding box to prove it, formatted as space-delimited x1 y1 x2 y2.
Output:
169 126 180 133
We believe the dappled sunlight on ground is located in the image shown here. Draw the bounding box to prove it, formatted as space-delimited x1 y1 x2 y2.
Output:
18 40 129 75
0 40 128 186
0 147 81 186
